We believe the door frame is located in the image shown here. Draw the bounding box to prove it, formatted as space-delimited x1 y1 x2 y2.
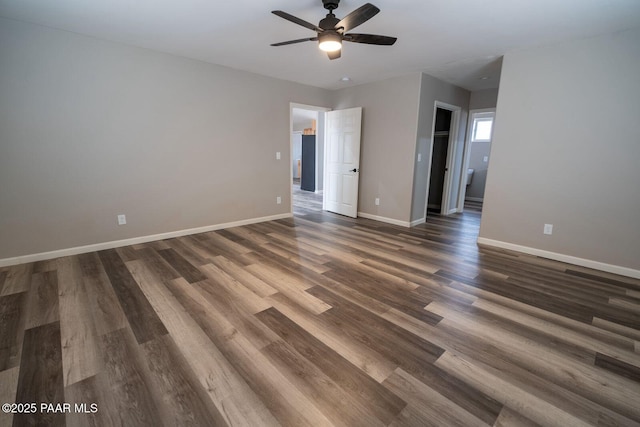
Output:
457 108 496 211
423 101 461 217
289 103 330 214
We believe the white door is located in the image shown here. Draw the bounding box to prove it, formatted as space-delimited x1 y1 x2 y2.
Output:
324 107 362 218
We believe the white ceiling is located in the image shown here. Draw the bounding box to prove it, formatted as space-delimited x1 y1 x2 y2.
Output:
1 0 639 91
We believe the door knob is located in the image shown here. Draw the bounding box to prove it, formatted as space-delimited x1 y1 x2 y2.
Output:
350 168 359 172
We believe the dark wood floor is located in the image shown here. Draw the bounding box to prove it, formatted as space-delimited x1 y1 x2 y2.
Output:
292 181 323 216
1 203 640 426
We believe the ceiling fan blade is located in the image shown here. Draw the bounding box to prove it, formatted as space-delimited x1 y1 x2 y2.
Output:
344 33 397 45
271 37 318 47
272 10 322 32
336 3 380 32
327 50 341 60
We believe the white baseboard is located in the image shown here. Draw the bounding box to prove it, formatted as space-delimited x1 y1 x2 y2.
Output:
447 208 458 215
357 212 410 228
0 213 293 268
410 218 425 227
465 197 484 202
477 237 640 279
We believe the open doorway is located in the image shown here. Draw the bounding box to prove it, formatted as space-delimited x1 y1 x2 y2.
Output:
427 108 452 214
290 104 329 216
458 109 496 214
424 102 462 219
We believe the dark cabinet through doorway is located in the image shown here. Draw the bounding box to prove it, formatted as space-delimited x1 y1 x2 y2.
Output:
301 135 316 192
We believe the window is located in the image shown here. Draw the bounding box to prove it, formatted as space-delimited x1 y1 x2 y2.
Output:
471 113 494 142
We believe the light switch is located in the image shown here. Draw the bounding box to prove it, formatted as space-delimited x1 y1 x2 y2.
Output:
417 153 422 162
276 152 281 160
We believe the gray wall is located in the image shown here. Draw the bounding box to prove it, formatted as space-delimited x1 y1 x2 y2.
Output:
480 27 640 272
331 74 423 223
469 88 499 110
411 74 470 222
0 18 330 259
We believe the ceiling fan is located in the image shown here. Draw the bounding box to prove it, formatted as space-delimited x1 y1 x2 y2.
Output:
271 0 397 60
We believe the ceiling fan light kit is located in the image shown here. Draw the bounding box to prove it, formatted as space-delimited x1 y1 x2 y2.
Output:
271 0 397 60
318 32 342 52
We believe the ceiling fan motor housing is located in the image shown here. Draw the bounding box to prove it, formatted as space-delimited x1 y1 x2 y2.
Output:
319 15 340 31
322 0 340 11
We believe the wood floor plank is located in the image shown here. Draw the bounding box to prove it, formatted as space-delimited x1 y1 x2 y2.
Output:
261 340 387 427
259 242 330 275
163 276 333 427
77 252 128 337
127 259 277 426
594 352 640 383
246 263 331 315
56 257 101 387
383 305 639 426
166 236 209 266
256 307 406 424
99 327 165 426
473 298 640 369
97 249 168 344
383 367 488 427
428 301 640 422
493 407 541 427
63 374 115 427
309 285 445 365
0 292 27 371
199 263 272 315
435 352 590 427
0 367 19 427
321 262 442 325
134 247 181 281
25 271 59 330
208 255 278 298
192 277 280 350
0 264 32 297
14 322 65 427
139 334 228 426
32 259 57 274
157 248 207 284
265 292 398 383
592 317 640 341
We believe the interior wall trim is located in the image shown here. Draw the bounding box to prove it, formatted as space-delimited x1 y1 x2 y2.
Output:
357 212 410 228
477 237 640 279
0 213 293 268
410 218 426 227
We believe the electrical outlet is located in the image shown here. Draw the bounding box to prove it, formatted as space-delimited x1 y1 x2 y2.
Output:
543 224 553 235
375 198 380 206
117 214 126 225
276 196 282 204
276 152 281 160
483 156 489 162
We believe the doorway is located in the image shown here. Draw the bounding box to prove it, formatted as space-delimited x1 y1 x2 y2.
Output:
427 108 452 214
425 102 461 218
290 104 329 216
458 109 496 213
